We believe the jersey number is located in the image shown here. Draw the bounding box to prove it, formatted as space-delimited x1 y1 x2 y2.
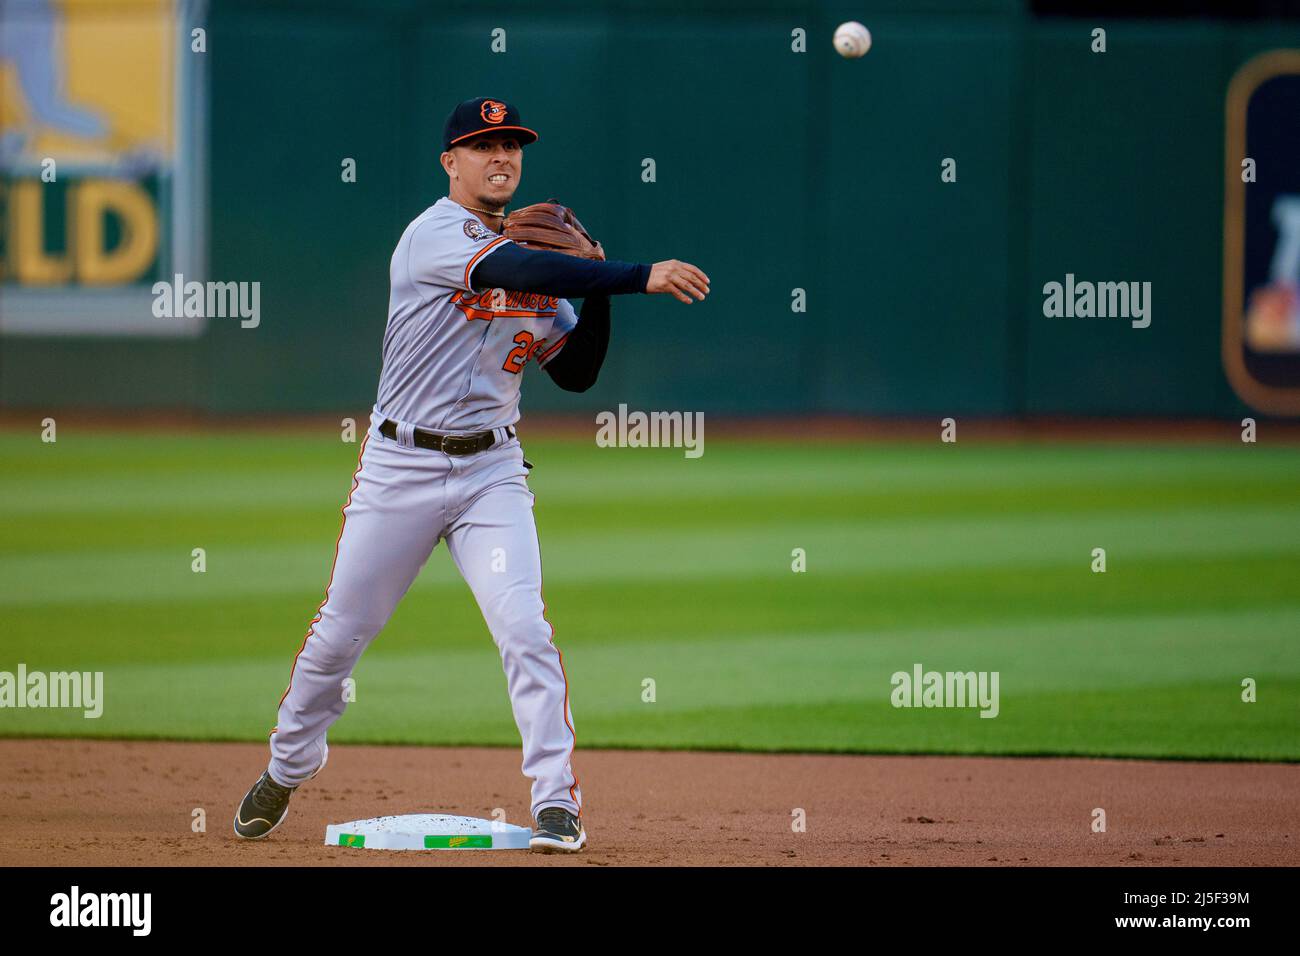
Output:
503 331 535 374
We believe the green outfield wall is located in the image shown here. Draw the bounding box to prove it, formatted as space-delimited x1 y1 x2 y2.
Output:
2 1 1294 418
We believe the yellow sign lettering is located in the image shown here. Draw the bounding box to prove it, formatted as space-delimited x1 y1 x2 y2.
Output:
75 180 159 285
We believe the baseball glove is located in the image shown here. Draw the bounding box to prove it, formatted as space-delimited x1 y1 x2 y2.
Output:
502 200 605 261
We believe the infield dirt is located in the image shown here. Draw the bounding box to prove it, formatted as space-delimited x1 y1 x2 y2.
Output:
1 739 1295 866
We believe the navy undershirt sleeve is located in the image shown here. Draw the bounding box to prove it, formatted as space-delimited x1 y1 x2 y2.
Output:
544 295 610 393
473 241 650 298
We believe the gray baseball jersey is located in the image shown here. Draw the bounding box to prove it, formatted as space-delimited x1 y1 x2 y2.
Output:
374 196 578 433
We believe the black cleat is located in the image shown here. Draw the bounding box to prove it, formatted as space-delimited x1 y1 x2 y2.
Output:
530 806 586 854
234 771 297 840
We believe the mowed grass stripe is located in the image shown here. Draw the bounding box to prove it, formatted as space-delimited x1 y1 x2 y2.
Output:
4 504 1300 604
5 431 1299 476
3 609 1295 758
570 683 1300 760
4 434 1300 516
4 555 1299 665
7 479 1300 551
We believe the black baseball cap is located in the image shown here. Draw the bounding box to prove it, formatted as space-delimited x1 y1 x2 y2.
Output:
442 97 538 152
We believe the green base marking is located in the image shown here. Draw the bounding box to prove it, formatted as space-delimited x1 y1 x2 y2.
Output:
337 833 366 848
425 834 493 849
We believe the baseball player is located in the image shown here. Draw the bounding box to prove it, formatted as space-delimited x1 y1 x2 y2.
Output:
234 97 709 852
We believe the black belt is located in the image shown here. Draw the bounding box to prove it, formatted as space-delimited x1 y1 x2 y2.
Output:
379 419 514 455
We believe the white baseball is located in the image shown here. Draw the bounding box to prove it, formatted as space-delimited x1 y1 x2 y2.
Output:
833 21 872 59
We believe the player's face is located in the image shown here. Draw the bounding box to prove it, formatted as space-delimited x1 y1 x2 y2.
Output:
460 134 522 208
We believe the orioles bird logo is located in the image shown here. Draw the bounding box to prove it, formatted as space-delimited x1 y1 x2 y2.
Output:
481 100 508 124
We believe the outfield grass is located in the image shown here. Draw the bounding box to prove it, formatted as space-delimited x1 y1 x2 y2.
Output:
1 428 1297 759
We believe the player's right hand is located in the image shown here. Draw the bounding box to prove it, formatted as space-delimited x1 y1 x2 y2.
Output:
646 260 710 304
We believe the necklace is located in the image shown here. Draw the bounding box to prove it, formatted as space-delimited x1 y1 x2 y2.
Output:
459 202 506 218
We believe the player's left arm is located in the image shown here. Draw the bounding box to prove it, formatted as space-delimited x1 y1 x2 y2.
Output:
540 295 610 393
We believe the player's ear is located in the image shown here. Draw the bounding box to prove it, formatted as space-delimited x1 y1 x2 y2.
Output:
439 150 456 179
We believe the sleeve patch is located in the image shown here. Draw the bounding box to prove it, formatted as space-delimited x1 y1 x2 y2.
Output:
463 219 496 242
